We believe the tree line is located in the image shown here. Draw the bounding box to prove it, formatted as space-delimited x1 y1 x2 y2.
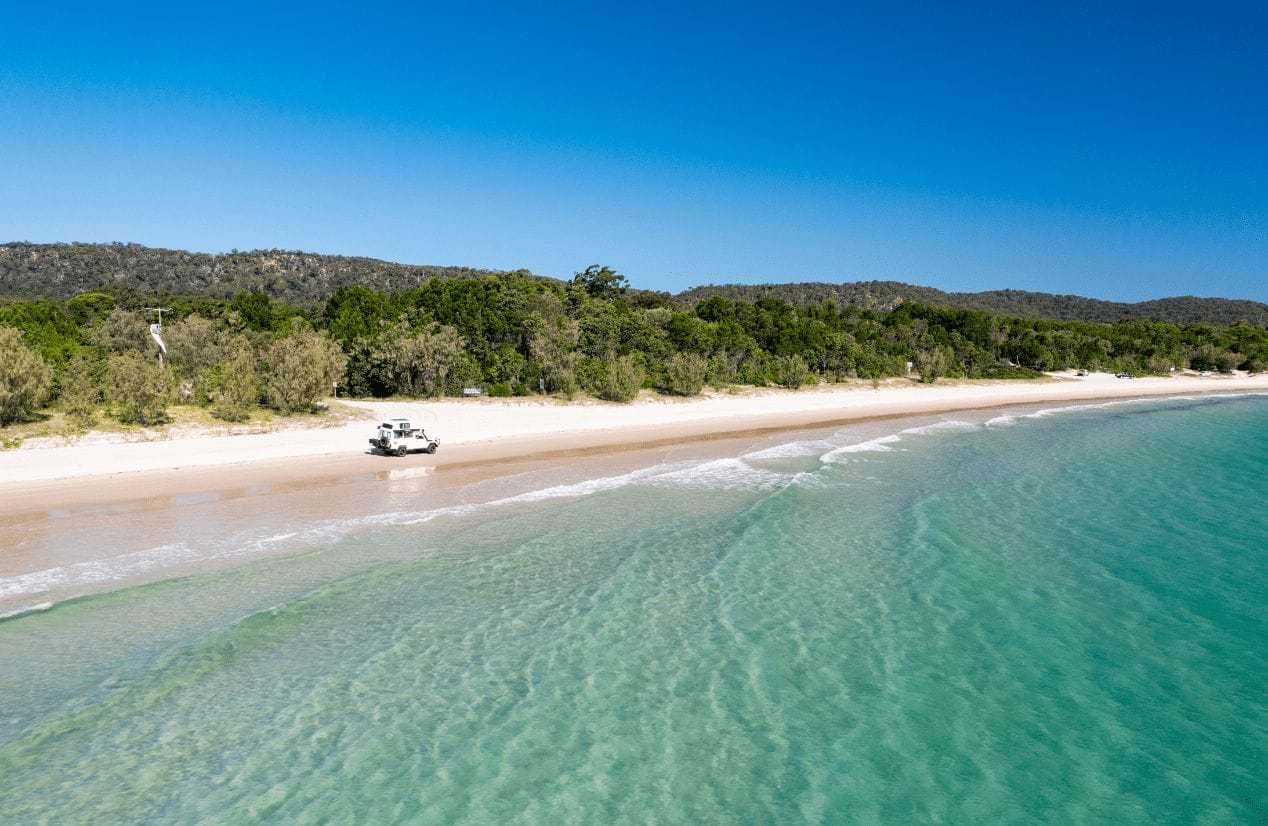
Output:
678 281 1268 326
7 242 1268 326
1 266 1265 427
0 242 494 305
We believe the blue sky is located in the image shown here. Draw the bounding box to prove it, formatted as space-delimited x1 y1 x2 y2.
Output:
2 1 1265 301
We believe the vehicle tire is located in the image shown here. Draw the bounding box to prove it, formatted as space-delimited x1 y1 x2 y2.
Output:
395 446 407 457
425 444 437 454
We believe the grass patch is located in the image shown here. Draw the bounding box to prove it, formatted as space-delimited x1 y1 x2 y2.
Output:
973 365 1048 379
0 399 366 445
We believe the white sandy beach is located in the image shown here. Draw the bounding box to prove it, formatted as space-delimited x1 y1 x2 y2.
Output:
1 371 1265 517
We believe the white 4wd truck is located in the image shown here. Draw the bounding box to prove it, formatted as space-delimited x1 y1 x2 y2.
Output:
370 418 439 457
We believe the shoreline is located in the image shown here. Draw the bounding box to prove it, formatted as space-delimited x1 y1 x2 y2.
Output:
2 371 1266 518
2 375 1266 616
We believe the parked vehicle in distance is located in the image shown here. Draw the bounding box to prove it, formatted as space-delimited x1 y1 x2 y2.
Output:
1197 370 1213 377
370 418 439 457
1075 369 1088 376
1115 372 1134 379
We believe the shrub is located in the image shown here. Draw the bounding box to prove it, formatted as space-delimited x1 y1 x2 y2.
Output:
665 352 707 396
598 355 643 402
0 326 52 425
778 354 809 389
975 364 1045 379
576 356 608 396
1214 351 1241 373
914 348 950 384
263 327 346 414
60 353 101 427
206 350 259 422
107 351 175 425
736 350 775 386
374 321 466 397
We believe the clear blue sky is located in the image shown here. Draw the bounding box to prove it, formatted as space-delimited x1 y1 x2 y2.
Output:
2 1 1265 301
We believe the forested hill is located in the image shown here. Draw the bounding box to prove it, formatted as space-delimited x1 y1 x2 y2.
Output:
0 242 495 304
4 242 1266 326
675 281 1268 326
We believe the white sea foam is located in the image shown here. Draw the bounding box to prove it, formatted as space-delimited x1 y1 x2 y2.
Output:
787 470 832 490
897 420 977 436
0 465 686 601
817 419 980 463
819 434 903 463
1028 400 1133 418
742 440 838 461
645 458 793 492
0 601 54 621
0 542 198 600
496 464 677 503
387 466 432 480
990 392 1261 427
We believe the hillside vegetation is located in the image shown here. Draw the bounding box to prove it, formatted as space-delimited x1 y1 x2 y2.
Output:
676 281 1268 326
1 263 1265 431
0 242 493 305
4 242 1267 326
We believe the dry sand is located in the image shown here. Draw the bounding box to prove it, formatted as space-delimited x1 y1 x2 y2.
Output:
1 371 1265 517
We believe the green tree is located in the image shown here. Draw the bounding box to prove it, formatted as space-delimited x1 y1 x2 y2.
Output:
323 286 395 344
230 291 275 333
915 347 952 383
530 316 580 395
60 353 101 427
0 300 84 367
91 308 152 354
66 292 116 327
206 349 260 421
778 354 809 389
1215 350 1242 373
0 327 53 425
375 321 466 397
163 315 253 402
598 354 643 402
107 351 175 425
572 265 628 299
665 352 707 396
262 326 347 413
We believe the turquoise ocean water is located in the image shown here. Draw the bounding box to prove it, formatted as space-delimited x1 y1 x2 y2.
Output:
2 394 1266 822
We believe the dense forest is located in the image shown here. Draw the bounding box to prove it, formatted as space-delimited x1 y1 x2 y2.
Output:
5 242 1268 326
1 263 1265 429
677 282 1268 326
0 242 494 305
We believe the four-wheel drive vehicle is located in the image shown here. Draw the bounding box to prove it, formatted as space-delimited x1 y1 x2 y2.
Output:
370 418 439 457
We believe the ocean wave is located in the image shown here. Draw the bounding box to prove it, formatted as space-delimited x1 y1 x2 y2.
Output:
817 419 980 463
0 542 201 601
986 392 1268 429
644 458 793 492
897 420 978 436
818 435 903 463
0 601 54 621
0 464 695 601
742 440 838 461
497 464 677 503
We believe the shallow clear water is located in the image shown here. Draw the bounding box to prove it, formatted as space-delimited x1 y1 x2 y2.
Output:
2 395 1266 822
